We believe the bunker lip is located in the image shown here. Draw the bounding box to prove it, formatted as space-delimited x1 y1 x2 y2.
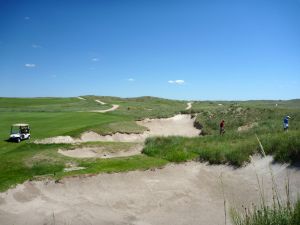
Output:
58 144 143 159
35 114 200 144
1 156 299 225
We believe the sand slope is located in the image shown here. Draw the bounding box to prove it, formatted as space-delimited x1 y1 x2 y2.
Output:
58 144 143 159
0 156 299 225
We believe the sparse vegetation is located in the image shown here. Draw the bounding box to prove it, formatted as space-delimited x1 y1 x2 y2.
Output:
231 198 300 225
143 100 300 166
230 135 300 225
143 131 300 166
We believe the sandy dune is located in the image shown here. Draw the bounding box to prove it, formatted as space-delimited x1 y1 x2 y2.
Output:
1 156 299 225
137 114 199 137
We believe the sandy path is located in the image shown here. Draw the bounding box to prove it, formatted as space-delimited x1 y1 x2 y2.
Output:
35 115 200 144
95 99 107 105
185 102 193 110
77 96 86 100
1 156 299 225
90 104 119 113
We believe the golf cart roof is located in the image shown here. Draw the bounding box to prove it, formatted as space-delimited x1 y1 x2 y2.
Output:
12 123 29 127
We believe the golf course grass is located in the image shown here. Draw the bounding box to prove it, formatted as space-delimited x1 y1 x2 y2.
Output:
0 96 299 192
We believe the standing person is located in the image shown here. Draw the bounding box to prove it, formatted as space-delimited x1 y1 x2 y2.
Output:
220 120 225 135
283 116 290 131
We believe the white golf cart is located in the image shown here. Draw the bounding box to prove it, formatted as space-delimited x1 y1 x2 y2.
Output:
9 124 31 143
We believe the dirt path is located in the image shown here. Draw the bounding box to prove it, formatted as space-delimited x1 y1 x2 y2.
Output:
185 102 193 110
1 156 299 225
90 104 120 113
95 99 106 105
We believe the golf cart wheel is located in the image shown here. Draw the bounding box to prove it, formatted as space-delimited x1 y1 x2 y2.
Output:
28 135 31 140
16 138 21 143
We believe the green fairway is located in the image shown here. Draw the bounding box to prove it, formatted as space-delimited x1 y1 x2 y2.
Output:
0 96 186 191
0 96 299 192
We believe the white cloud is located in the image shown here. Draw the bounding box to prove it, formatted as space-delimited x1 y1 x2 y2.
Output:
92 58 99 62
24 16 30 20
128 78 135 82
24 63 36 68
32 44 42 48
168 80 185 85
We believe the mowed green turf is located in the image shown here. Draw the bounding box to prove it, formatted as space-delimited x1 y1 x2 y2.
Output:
0 96 186 191
0 97 111 112
0 141 168 192
0 96 187 117
0 112 135 139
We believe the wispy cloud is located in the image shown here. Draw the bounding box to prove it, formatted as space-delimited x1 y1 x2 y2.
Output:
168 80 185 85
24 16 30 20
127 78 135 82
32 44 42 48
92 58 99 62
24 63 36 68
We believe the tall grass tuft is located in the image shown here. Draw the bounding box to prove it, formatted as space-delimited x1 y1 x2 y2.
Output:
230 135 300 225
231 199 300 225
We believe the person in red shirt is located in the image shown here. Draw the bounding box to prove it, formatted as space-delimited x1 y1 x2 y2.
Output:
220 120 225 135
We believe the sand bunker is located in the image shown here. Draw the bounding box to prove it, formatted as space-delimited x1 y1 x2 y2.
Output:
58 144 143 159
1 156 299 225
77 96 86 100
35 114 200 144
137 114 199 137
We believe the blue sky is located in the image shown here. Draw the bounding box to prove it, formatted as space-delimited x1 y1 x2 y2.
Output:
0 0 299 100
